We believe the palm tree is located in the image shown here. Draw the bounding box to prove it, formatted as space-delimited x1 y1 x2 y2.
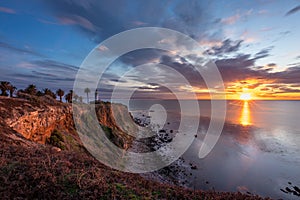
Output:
65 93 71 103
78 96 83 103
73 94 79 102
65 90 73 103
16 89 24 98
0 81 10 96
84 87 90 103
56 89 65 102
43 88 56 99
24 84 37 95
36 90 43 96
8 85 16 97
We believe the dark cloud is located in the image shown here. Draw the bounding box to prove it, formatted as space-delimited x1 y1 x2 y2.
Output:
94 46 300 98
46 0 216 42
215 52 300 86
291 84 300 87
267 63 276 67
159 54 207 88
260 87 270 91
285 5 300 16
215 54 263 82
287 62 300 67
271 66 300 84
274 87 300 94
94 38 300 98
40 0 300 97
100 44 283 92
162 1 216 39
109 79 127 83
204 39 243 56
254 46 273 59
118 49 164 67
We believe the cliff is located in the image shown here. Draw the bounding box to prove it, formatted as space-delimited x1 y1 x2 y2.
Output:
0 94 134 150
1 96 73 144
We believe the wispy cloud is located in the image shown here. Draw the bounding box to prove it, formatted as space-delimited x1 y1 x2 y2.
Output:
0 6 16 14
38 18 60 25
240 30 257 43
131 21 148 26
258 9 268 15
204 39 243 56
58 15 96 32
221 9 253 25
260 27 273 32
8 59 79 90
285 5 300 16
221 14 241 25
0 41 44 57
254 46 273 59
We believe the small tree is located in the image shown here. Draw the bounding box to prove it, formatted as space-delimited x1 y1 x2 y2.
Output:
56 89 65 102
0 81 10 96
84 87 90 103
65 90 73 103
73 94 79 102
36 91 43 96
43 88 56 99
16 89 25 98
24 84 37 95
78 96 83 103
8 85 16 97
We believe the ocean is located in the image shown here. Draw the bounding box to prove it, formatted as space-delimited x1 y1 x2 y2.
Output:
112 99 300 199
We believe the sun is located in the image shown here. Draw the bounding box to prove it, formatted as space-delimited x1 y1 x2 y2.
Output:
240 93 252 101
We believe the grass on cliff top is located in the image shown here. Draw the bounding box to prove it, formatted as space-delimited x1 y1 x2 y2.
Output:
0 130 268 200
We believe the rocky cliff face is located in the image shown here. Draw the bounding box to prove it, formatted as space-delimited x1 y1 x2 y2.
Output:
0 95 134 149
0 96 74 144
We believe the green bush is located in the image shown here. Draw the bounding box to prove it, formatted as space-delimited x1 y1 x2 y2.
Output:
47 130 65 150
101 125 113 138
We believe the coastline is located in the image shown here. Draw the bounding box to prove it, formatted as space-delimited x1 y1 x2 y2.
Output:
0 96 271 199
130 107 300 199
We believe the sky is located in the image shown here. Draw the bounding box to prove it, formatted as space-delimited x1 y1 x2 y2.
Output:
0 0 300 100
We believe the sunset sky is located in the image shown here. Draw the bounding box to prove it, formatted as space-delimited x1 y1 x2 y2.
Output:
0 0 300 100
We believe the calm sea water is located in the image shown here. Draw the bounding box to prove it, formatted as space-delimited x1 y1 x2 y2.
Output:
114 99 300 199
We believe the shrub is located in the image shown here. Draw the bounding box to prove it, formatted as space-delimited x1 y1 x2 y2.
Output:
47 130 65 150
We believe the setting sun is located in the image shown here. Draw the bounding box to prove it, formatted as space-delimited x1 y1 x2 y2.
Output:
240 93 252 101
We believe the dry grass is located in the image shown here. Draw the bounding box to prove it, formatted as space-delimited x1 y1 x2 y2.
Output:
0 129 270 200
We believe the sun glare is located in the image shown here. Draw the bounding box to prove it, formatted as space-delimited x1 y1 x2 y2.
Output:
240 93 251 101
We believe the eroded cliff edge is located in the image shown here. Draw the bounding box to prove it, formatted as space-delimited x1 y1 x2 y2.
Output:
0 95 134 150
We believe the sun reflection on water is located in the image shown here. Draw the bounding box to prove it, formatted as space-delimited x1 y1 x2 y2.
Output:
240 101 251 126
